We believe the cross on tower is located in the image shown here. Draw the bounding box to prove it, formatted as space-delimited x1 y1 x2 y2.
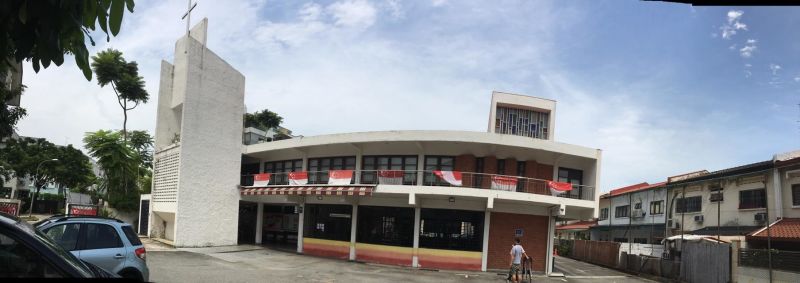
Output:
181 0 198 36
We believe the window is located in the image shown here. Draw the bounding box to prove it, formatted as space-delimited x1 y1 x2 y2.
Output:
497 159 506 175
710 192 724 202
121 226 142 246
84 224 123 250
676 196 702 213
419 208 483 251
43 223 81 251
357 206 414 247
308 156 356 184
634 203 642 210
558 168 583 199
424 156 455 186
516 161 526 192
264 159 303 185
304 204 352 241
739 189 766 209
615 205 629 218
495 106 550 139
650 201 664 215
793 184 800 206
473 157 485 187
600 208 609 220
362 156 417 185
633 238 648 244
0 232 63 278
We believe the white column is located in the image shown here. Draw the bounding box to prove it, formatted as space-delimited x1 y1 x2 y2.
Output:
416 154 425 185
349 203 358 261
412 206 421 267
297 202 305 254
545 214 555 275
255 203 264 244
355 152 363 184
773 168 783 219
481 210 491 272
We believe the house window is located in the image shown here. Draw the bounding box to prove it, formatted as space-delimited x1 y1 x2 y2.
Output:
419 208 483 251
634 203 642 210
792 184 800 206
264 159 303 185
424 156 455 186
600 208 609 220
613 238 628 243
304 204 352 241
710 192 724 202
558 168 583 199
307 156 356 184
362 156 417 185
739 189 766 209
676 196 702 213
497 159 506 175
357 206 414 247
615 205 629 218
633 238 648 244
650 200 664 215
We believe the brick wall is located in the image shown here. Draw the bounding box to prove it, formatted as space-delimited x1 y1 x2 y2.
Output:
487 212 549 271
455 154 476 187
482 156 497 189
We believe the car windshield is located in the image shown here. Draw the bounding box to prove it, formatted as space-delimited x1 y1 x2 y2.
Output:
16 220 93 277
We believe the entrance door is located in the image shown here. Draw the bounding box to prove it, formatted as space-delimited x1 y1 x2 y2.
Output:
238 201 258 244
139 200 150 235
262 205 299 249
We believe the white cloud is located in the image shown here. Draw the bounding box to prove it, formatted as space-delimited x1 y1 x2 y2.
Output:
299 3 323 22
327 0 377 28
720 10 747 39
729 44 737 50
739 39 757 58
385 0 404 19
431 0 448 7
794 76 800 82
770 63 782 75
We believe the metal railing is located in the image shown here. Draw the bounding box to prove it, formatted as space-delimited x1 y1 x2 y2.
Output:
241 170 595 201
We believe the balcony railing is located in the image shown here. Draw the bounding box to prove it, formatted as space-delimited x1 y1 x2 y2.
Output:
241 170 595 201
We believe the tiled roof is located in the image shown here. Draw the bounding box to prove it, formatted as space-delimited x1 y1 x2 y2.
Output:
606 181 667 197
556 220 597 231
671 160 772 185
749 218 800 240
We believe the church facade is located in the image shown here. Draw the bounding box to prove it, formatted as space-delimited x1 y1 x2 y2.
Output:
142 20 601 275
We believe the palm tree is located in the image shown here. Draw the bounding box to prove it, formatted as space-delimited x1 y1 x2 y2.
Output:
91 49 149 141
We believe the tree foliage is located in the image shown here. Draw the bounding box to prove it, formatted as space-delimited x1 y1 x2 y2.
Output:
83 130 151 211
91 49 148 141
0 81 26 139
0 0 136 79
244 109 283 131
0 137 95 202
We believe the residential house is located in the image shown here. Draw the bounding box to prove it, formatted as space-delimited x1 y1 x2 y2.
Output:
592 181 667 244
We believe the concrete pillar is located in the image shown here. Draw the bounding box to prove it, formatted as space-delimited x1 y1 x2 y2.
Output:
416 154 425 185
255 203 264 244
297 202 305 254
355 152 363 184
731 240 741 283
773 169 783 219
349 203 358 261
412 206 421 267
546 214 555 275
481 210 491 272
301 156 308 171
259 161 265 173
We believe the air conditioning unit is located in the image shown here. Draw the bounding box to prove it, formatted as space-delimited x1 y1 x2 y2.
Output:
754 213 767 223
632 210 646 218
694 215 704 223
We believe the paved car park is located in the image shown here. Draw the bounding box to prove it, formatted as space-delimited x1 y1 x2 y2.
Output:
144 239 654 283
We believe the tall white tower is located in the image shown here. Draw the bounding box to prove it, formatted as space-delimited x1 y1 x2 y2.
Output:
149 19 244 247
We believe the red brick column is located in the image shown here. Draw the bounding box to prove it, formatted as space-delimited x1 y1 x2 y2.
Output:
487 212 548 272
483 156 497 189
455 154 476 187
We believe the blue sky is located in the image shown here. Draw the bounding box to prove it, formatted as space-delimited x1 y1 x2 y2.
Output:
16 1 800 192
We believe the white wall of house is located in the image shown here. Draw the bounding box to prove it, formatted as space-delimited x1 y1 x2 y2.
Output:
598 187 667 227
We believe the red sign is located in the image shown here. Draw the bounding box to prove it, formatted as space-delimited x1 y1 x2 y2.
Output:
69 205 98 216
0 202 19 216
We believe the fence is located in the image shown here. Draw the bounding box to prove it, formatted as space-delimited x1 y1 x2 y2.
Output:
739 248 800 273
618 243 664 258
570 239 621 268
679 241 730 283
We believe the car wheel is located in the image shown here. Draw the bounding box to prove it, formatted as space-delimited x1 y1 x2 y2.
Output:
119 269 143 281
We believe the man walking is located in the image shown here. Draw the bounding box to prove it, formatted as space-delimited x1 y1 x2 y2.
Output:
509 238 529 283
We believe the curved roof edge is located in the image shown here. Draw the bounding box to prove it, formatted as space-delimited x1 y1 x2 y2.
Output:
244 130 601 159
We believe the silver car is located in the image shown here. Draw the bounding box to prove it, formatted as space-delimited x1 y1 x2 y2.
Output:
35 216 149 281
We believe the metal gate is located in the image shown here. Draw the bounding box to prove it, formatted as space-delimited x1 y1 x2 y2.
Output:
139 199 149 235
680 241 730 283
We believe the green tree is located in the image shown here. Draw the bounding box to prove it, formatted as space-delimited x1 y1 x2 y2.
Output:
83 130 141 211
0 82 26 139
91 49 149 141
0 138 95 209
244 109 283 131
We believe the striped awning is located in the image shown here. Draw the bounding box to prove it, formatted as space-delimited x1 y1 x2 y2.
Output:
240 186 375 196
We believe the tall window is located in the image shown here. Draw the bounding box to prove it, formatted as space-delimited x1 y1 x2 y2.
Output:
516 161 526 192
495 106 550 139
304 204 352 241
600 208 609 220
362 156 418 185
793 184 800 206
473 157 485 188
419 208 483 251
357 206 414 247
739 189 766 209
308 156 356 184
424 156 454 186
558 168 584 199
615 205 629 218
650 200 664 215
676 196 702 213
264 159 302 185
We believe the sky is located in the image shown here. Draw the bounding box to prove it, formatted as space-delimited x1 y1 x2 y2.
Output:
15 0 800 193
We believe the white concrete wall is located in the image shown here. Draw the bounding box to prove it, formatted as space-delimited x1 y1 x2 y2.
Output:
599 187 667 227
618 243 664 257
778 166 800 218
487 91 557 141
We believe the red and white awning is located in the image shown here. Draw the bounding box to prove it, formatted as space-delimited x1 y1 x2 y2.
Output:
240 186 375 196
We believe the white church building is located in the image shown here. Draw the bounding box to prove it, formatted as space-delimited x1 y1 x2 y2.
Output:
141 20 602 274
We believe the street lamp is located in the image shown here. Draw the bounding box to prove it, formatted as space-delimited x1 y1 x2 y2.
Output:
28 159 58 217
